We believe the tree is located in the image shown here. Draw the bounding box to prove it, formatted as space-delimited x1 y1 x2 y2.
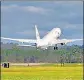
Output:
60 54 64 66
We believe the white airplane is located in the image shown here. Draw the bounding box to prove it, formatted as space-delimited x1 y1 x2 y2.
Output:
1 25 83 50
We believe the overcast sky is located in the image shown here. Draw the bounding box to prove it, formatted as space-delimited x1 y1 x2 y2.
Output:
1 1 83 45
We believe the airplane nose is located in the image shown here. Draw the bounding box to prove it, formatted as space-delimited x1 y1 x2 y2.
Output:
56 28 61 31
56 28 61 35
56 28 61 32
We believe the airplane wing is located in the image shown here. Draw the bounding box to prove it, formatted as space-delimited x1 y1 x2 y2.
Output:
51 39 83 46
1 37 37 43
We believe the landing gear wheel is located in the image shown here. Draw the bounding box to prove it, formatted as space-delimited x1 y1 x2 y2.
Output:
54 47 58 50
56 47 58 50
54 47 55 50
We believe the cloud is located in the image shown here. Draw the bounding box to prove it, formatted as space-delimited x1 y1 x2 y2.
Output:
1 5 49 14
22 6 48 14
62 23 83 30
49 1 83 24
1 2 83 44
53 1 83 6
1 4 18 11
16 30 34 35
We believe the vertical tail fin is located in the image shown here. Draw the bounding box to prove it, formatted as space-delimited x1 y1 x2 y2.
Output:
35 25 40 40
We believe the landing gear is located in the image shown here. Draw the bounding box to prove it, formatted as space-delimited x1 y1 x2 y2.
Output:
56 47 58 50
54 47 58 50
54 45 58 50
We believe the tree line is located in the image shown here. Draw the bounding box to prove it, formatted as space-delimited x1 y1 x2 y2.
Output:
1 44 83 63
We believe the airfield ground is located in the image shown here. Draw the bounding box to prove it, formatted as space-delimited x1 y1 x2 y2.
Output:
1 63 83 80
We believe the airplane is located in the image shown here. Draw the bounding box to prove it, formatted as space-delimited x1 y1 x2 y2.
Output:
1 25 83 50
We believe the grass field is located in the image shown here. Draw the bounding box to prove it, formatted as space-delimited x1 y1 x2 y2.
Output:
1 63 83 80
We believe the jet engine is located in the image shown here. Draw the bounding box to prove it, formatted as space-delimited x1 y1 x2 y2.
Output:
61 43 65 45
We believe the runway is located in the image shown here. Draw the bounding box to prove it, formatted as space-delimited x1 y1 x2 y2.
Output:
1 63 46 66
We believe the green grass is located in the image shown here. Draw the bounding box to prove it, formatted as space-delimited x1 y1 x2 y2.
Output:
1 63 83 80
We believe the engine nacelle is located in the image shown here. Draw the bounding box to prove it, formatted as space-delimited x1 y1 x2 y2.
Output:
61 43 65 45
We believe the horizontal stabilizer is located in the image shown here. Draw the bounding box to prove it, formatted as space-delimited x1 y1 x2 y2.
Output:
17 44 36 47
